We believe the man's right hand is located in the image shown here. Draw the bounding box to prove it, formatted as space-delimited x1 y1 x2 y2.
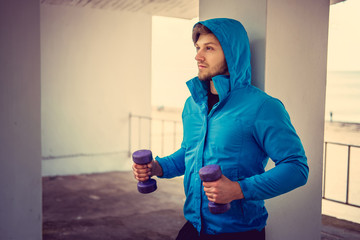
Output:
132 160 163 182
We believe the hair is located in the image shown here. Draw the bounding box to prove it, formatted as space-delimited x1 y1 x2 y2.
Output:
192 23 213 43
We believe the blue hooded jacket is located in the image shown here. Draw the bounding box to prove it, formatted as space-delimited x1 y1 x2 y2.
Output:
156 18 309 234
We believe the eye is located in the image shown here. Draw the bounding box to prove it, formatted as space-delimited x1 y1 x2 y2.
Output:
206 46 214 51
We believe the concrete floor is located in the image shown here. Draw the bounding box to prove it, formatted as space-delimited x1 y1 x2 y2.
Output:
42 171 360 240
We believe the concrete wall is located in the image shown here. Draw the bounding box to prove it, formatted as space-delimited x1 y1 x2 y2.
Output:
0 1 42 239
41 5 152 175
200 0 329 239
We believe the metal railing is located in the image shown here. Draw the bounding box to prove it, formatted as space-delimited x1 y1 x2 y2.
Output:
128 113 182 157
323 141 360 208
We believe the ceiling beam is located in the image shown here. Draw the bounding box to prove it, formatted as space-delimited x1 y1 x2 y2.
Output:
330 0 346 5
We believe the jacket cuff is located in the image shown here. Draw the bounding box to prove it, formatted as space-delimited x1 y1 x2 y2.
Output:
155 156 171 179
238 179 253 200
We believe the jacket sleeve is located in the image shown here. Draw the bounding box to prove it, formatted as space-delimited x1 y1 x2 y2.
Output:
155 147 186 178
239 98 309 200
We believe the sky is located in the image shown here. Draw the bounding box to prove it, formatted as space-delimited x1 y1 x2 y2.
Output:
327 0 360 71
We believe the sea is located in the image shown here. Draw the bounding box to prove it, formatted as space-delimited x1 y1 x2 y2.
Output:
325 71 360 123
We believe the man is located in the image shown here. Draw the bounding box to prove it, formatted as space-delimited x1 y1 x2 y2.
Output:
133 18 309 240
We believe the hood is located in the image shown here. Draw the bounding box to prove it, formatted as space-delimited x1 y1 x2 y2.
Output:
187 18 251 103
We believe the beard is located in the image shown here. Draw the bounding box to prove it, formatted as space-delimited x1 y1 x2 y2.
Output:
198 62 229 81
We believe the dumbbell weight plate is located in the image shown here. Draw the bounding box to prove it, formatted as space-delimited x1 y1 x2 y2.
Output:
208 202 231 214
137 179 157 194
132 149 153 165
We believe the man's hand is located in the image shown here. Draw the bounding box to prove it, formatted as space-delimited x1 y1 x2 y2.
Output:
203 175 244 204
132 160 163 182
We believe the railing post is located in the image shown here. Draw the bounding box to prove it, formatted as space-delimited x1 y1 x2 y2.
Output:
138 117 142 149
346 145 351 204
174 121 177 151
161 120 165 156
128 113 132 157
323 142 327 198
149 118 152 150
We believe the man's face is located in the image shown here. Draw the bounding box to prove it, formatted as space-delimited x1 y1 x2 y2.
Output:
195 33 229 81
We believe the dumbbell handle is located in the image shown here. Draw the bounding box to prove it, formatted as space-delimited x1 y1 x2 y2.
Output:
199 164 231 214
132 149 157 194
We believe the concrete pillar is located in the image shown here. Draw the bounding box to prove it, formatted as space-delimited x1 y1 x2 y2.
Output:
199 0 329 239
264 1 328 239
0 1 42 239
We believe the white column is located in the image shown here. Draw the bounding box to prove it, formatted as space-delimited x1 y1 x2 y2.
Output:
0 1 42 240
264 1 328 239
200 0 329 239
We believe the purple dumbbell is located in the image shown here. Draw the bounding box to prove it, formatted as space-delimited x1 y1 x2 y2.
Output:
132 149 157 194
199 164 231 214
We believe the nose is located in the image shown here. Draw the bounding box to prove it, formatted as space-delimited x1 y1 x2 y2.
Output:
195 50 205 62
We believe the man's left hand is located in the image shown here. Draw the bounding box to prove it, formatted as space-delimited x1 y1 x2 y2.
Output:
203 175 244 204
